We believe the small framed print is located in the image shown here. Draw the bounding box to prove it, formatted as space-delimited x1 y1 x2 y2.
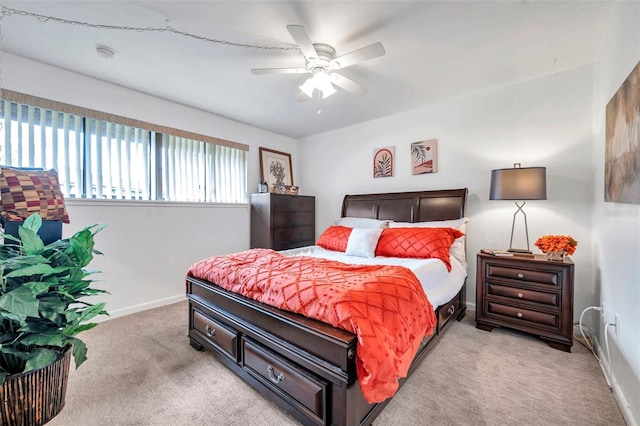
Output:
411 139 438 175
259 147 293 192
373 146 394 178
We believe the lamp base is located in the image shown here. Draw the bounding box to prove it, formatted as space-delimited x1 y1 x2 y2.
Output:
507 248 532 254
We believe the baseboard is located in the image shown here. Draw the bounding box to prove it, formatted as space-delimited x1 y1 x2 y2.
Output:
97 294 186 322
594 336 638 426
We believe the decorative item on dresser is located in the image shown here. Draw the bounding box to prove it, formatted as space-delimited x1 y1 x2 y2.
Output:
476 252 574 352
259 147 294 194
250 193 315 250
534 234 578 262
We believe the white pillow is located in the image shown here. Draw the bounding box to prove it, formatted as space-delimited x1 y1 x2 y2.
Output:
345 228 384 258
334 217 391 229
389 217 470 266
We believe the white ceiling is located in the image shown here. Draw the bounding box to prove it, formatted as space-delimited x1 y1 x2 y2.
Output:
0 1 614 139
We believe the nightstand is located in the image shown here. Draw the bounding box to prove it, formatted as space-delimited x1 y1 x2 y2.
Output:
476 252 574 352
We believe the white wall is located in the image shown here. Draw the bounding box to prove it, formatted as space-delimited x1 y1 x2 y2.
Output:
592 1 640 424
298 66 595 320
3 53 298 317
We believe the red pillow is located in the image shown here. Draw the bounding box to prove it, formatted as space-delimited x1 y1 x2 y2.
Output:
375 227 465 271
316 226 352 252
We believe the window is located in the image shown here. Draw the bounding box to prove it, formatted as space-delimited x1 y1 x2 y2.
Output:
0 91 248 203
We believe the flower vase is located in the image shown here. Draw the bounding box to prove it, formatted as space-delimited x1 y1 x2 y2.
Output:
545 250 565 261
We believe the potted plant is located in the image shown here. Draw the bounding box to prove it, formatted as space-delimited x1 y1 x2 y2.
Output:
0 214 108 426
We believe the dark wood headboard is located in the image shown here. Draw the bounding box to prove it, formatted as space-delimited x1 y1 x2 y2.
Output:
341 188 468 223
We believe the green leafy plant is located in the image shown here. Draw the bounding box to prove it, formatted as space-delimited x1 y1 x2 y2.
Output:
0 214 108 384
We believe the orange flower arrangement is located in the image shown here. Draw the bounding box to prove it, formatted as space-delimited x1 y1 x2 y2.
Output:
534 235 578 255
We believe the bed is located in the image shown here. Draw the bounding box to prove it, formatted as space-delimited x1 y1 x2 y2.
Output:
185 188 468 425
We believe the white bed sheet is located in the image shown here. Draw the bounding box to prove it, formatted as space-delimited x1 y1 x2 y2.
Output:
279 245 467 309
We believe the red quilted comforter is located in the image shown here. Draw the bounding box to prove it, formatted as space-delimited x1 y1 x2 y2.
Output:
187 248 437 403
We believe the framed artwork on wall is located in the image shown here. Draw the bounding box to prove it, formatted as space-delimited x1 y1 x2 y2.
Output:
259 147 293 192
373 146 394 178
605 59 640 204
411 139 438 175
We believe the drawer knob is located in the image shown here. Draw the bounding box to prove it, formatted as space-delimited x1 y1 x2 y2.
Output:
267 365 285 384
517 292 524 298
447 305 456 315
517 312 523 318
517 273 524 279
205 324 217 337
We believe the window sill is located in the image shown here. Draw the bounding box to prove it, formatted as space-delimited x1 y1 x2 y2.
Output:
65 198 249 209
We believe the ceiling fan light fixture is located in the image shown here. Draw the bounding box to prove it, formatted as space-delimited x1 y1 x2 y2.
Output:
312 69 332 88
300 69 336 99
299 78 316 97
320 84 336 99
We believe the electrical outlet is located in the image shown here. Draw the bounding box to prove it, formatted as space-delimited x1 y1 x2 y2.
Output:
601 303 607 323
614 314 621 336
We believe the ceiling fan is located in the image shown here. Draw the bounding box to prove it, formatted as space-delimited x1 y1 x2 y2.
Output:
251 25 385 100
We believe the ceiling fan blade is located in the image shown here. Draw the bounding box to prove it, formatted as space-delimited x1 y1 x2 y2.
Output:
331 42 385 70
331 73 368 96
251 68 309 75
287 25 319 61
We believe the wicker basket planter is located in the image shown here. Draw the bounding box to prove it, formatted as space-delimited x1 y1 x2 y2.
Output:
0 346 72 426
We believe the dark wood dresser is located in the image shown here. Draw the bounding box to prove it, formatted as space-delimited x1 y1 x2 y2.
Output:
475 252 574 352
250 193 315 250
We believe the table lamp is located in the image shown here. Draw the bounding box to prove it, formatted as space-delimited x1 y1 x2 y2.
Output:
490 163 547 253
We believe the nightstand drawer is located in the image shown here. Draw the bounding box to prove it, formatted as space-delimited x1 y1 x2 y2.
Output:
487 265 559 286
487 283 559 308
487 302 559 329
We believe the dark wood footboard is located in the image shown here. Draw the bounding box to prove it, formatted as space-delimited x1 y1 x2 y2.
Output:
187 276 466 426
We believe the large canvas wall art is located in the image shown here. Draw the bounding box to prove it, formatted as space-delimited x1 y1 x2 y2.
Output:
605 59 640 204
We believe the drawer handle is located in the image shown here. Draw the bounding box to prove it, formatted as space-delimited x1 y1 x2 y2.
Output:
517 312 523 318
267 366 285 384
447 305 456 316
517 273 524 279
205 324 217 337
517 292 524 298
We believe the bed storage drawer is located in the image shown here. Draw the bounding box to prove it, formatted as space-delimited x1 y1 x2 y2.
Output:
242 337 327 424
437 296 459 332
192 309 239 361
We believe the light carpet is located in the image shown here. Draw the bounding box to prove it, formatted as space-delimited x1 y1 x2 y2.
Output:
49 300 624 425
